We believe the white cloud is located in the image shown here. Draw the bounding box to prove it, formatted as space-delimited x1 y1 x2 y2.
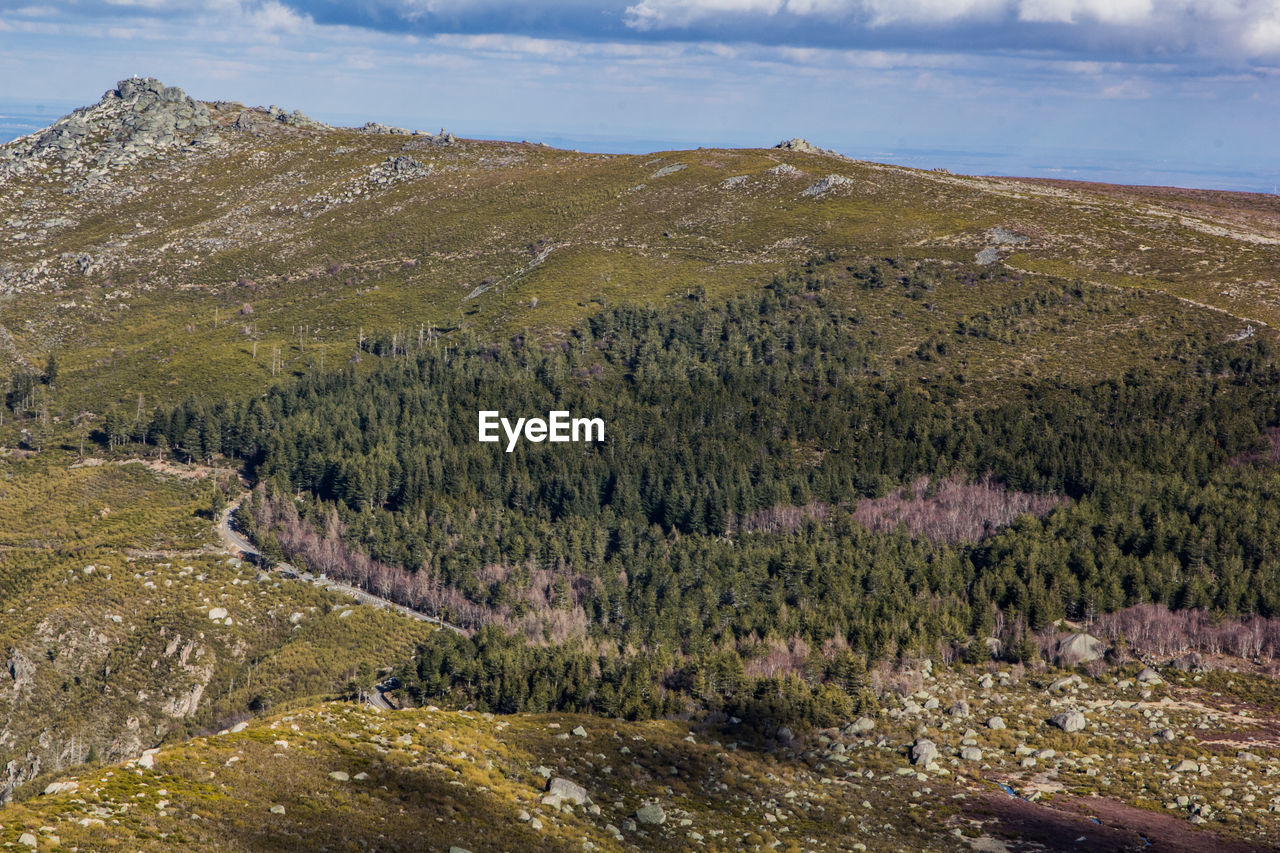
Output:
1017 0 1156 25
247 1 309 35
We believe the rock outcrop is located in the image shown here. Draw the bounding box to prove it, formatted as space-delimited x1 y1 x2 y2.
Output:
774 138 822 153
6 648 35 697
402 128 459 149
1055 633 1105 666
801 174 854 197
0 77 212 179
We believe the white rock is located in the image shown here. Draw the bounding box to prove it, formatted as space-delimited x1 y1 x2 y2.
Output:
43 781 78 795
1048 710 1086 733
911 739 938 767
636 802 667 825
546 777 590 806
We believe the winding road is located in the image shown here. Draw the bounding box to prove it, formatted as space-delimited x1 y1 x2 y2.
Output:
217 496 464 635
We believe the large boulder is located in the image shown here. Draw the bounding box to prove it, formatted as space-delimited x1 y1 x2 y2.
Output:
1048 710 1086 733
544 777 590 807
910 739 938 767
845 716 876 736
635 802 666 825
1055 633 1105 667
1136 667 1162 685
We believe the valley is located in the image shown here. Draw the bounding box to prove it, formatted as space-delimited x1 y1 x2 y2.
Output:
6 78 1280 851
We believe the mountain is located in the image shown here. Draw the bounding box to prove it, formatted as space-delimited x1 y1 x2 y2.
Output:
5 79 1280 852
3 78 1279 415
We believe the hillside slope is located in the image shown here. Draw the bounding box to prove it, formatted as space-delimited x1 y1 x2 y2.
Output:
3 77 1280 418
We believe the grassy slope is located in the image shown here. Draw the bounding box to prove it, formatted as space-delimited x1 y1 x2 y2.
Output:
0 453 438 803
3 104 1279 424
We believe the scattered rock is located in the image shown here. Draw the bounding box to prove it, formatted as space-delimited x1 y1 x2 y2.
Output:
402 128 458 148
975 247 1001 265
270 804 286 814
950 700 970 718
266 105 329 131
986 227 1028 245
329 771 350 782
986 717 1006 730
572 725 588 738
1173 759 1201 773
368 155 430 186
43 781 77 795
1136 667 1163 685
358 122 413 135
960 747 983 762
208 607 228 621
18 832 37 848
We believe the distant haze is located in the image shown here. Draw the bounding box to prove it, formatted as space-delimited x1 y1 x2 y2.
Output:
5 96 1273 194
5 0 1280 194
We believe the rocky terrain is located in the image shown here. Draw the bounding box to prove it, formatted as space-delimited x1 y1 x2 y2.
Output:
5 649 1280 851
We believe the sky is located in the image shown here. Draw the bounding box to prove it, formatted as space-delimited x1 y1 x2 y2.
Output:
2 1 1280 191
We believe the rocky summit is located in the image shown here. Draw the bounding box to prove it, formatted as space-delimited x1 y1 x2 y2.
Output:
0 78 212 180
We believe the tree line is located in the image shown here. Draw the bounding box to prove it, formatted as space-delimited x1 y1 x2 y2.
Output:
102 256 1280 727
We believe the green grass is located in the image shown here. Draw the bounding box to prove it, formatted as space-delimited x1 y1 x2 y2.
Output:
0 453 213 550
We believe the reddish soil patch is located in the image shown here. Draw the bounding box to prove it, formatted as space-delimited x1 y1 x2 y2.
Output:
968 791 1271 852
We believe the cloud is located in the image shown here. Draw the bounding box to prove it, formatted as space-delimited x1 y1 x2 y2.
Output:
617 0 1280 61
247 0 309 35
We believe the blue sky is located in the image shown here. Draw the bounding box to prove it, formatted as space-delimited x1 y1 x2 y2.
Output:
3 1 1280 190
